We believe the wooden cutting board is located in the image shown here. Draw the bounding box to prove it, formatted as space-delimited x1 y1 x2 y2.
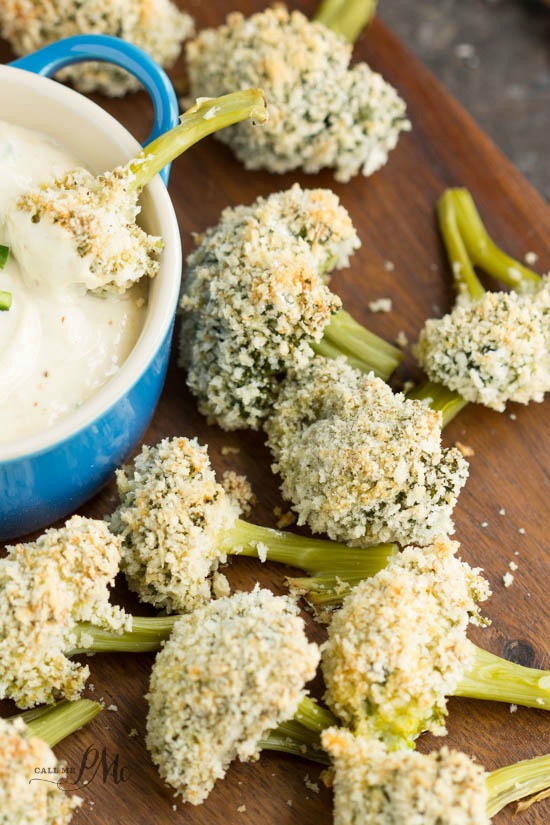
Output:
1 2 549 822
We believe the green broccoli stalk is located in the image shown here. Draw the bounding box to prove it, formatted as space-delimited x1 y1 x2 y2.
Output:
224 519 396 606
314 0 377 43
0 244 10 310
486 753 550 817
455 644 550 712
261 697 338 765
411 188 546 423
13 699 102 748
69 615 178 655
312 308 402 380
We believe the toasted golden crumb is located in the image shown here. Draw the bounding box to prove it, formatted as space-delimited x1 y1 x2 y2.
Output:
322 728 489 825
455 441 475 457
146 588 320 804
186 7 409 181
179 185 359 430
321 539 490 740
414 278 550 410
0 717 82 823
0 0 193 96
110 437 240 613
0 516 129 708
221 470 256 517
266 357 469 546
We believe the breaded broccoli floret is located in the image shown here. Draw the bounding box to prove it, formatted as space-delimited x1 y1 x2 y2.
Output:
0 716 81 825
180 184 401 431
186 7 409 182
7 91 267 295
322 728 550 824
414 276 550 411
0 516 130 708
110 436 241 614
322 729 489 825
146 587 320 804
0 0 194 97
321 539 489 742
265 357 469 546
110 436 395 613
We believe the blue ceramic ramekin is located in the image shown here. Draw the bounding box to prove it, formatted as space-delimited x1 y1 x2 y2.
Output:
0 36 181 541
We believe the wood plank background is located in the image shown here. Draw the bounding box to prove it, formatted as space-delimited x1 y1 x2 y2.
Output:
1 1 549 822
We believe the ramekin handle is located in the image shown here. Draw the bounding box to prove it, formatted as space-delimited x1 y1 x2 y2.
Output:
9 35 179 185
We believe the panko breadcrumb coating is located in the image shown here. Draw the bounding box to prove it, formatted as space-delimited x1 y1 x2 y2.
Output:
110 437 241 613
322 728 489 825
265 357 468 546
414 277 550 411
186 7 409 182
0 717 81 825
321 539 490 740
0 516 129 708
0 0 194 97
146 587 320 804
179 185 359 430
10 166 163 295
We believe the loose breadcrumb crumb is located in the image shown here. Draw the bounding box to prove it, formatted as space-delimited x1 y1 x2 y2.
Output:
455 441 475 458
414 277 550 410
0 0 193 97
221 445 241 456
179 184 359 430
396 330 408 348
502 572 514 588
0 717 82 824
274 506 297 529
304 774 320 793
0 516 129 708
110 437 241 614
510 704 518 713
321 538 490 739
368 297 392 313
186 7 409 181
524 251 538 266
146 588 320 804
322 728 489 825
266 357 468 546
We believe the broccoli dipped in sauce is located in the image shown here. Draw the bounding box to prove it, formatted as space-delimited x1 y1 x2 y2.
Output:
413 189 550 415
6 90 267 295
186 6 409 182
110 436 395 613
0 0 194 97
0 700 102 825
265 357 468 547
146 587 323 804
321 538 550 746
322 728 550 825
179 184 402 431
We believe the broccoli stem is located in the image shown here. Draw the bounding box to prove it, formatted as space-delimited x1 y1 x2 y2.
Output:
294 696 338 733
486 753 550 818
127 90 267 190
436 190 485 301
14 699 102 748
260 698 336 765
451 189 542 292
68 616 178 655
407 380 468 428
313 308 403 381
455 643 550 711
314 0 377 43
0 244 9 268
223 519 395 603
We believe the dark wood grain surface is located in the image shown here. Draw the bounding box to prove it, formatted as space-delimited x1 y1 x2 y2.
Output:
1 2 549 822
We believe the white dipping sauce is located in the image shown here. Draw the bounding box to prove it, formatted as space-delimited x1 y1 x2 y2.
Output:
0 121 146 444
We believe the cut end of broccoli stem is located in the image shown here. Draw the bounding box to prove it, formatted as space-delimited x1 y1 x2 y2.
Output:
314 0 378 43
486 753 550 818
225 520 394 591
69 616 179 655
127 89 268 190
16 699 102 748
450 189 542 292
314 308 403 381
455 643 550 711
294 696 339 733
407 381 468 428
261 697 336 763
